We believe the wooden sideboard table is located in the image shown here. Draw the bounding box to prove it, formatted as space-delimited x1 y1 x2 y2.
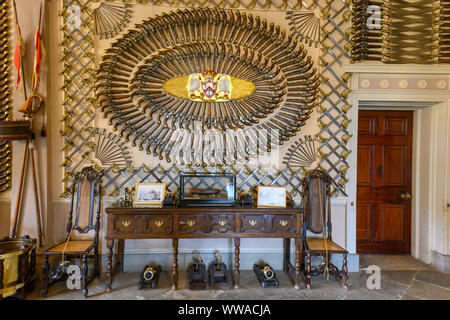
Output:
104 206 304 292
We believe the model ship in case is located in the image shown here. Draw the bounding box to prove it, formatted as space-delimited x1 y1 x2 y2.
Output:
179 174 236 207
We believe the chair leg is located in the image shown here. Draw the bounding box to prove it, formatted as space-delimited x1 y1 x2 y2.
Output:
81 254 88 298
341 253 349 290
305 251 311 290
94 247 100 279
40 255 49 297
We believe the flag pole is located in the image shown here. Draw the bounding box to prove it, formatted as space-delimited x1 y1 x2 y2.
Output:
30 2 45 247
12 0 27 101
31 3 42 93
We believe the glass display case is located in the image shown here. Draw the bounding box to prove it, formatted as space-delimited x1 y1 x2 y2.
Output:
179 174 236 207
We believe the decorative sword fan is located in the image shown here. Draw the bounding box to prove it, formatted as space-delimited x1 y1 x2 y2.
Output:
282 135 319 168
286 11 321 48
93 2 132 40
93 129 131 167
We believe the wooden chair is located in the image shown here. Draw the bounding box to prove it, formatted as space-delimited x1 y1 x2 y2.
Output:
41 166 102 298
301 169 348 290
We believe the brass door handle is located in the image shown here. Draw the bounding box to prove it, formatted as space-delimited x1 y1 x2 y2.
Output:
401 192 412 200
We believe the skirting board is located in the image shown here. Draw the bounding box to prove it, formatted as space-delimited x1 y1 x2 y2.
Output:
431 251 450 273
97 252 360 273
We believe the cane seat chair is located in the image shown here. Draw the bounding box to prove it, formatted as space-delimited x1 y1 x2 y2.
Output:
301 169 348 290
41 166 102 298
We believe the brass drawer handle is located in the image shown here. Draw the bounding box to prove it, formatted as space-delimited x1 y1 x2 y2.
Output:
187 220 196 227
121 220 131 228
218 220 227 226
249 220 257 226
154 220 164 227
180 220 196 227
279 220 288 227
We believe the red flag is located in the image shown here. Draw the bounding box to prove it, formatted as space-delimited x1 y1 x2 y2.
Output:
31 26 44 92
14 25 25 90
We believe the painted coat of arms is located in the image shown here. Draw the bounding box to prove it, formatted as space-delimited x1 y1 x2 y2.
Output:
187 70 232 102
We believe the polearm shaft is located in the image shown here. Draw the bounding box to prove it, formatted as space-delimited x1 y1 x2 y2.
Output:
13 0 27 100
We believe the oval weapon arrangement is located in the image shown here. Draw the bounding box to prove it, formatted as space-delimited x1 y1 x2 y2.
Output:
96 8 319 166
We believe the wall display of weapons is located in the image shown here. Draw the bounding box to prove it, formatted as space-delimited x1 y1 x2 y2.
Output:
96 7 319 167
440 0 450 63
351 0 450 64
59 0 353 198
0 0 12 192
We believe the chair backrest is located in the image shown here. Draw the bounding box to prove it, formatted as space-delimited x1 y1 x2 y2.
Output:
66 167 102 240
302 169 332 238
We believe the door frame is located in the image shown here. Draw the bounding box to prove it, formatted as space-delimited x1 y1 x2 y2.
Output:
346 90 450 264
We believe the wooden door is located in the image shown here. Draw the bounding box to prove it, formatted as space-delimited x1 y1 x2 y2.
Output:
356 110 413 254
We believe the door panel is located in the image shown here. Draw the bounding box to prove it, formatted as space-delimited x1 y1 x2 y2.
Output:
357 145 373 186
356 204 372 241
383 145 406 186
384 116 408 136
357 110 412 254
359 115 376 136
379 204 404 241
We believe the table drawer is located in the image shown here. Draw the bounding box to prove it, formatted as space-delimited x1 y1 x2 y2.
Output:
240 215 269 233
112 215 140 234
144 215 172 234
177 215 207 234
240 214 299 234
209 214 235 233
271 215 298 233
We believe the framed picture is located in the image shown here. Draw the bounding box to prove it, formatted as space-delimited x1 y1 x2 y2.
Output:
134 183 166 205
257 186 287 208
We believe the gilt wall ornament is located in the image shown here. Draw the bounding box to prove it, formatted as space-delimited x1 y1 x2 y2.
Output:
162 70 255 102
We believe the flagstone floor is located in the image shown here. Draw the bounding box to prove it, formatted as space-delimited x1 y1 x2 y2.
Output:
20 255 450 300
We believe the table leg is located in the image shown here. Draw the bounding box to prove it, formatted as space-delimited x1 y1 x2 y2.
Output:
283 238 290 272
118 239 125 273
172 238 178 290
295 238 302 290
105 239 114 293
234 237 240 289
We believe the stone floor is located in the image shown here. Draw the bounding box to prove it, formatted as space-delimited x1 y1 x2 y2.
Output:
23 255 450 300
